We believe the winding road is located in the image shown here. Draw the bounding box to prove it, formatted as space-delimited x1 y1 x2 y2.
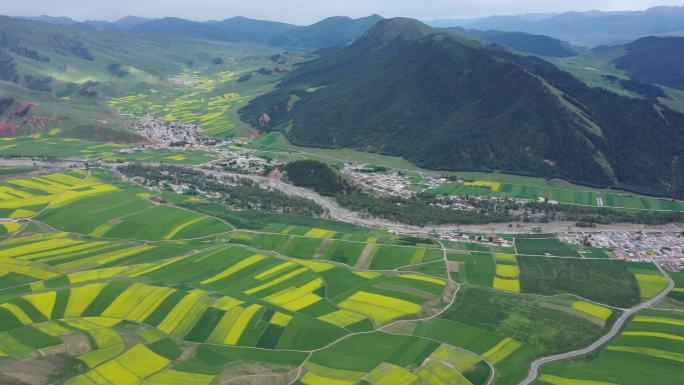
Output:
517 265 675 385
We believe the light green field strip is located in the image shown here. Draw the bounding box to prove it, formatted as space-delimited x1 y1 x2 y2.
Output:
634 273 669 298
163 216 207 240
302 372 356 385
622 331 684 342
254 261 296 280
59 245 153 269
17 241 108 261
607 345 684 363
67 267 128 285
157 290 210 336
318 309 367 327
126 257 184 278
337 291 421 325
0 260 57 279
303 361 366 383
367 362 418 385
417 360 471 385
632 316 684 327
0 239 84 259
201 254 267 284
400 274 446 286
244 267 308 295
538 374 618 385
482 337 522 365
210 296 244 311
430 345 481 372
141 369 215 385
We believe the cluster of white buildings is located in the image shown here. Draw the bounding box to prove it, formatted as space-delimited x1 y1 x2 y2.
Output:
132 116 215 148
340 163 445 198
560 231 684 270
208 152 281 175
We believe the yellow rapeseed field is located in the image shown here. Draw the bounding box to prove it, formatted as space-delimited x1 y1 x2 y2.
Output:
571 301 612 320
493 277 520 293
304 228 337 238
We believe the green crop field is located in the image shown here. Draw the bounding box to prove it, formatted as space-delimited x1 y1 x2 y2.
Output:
428 179 684 212
0 169 678 385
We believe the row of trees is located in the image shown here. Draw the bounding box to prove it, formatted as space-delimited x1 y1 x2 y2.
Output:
118 164 324 217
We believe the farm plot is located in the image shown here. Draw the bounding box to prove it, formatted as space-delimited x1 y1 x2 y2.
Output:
627 262 669 300
427 180 684 211
667 271 684 304
536 309 684 385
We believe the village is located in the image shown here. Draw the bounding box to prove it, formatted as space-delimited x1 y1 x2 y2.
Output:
560 231 684 270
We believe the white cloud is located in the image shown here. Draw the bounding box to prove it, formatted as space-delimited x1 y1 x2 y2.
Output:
1 0 683 24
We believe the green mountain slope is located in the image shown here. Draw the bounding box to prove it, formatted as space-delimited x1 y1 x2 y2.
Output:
240 18 684 197
464 29 577 57
611 36 684 91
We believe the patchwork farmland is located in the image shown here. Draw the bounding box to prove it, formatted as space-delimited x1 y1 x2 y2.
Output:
0 170 681 385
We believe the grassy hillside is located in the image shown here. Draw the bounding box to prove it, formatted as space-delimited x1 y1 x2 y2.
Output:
0 16 281 140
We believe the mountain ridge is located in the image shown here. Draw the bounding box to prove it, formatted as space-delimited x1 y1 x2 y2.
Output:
240 18 684 197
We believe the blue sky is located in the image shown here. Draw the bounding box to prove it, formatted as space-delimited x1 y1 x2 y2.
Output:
3 1 683 24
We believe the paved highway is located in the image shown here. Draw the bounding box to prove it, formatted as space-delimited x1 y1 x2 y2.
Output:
517 265 675 385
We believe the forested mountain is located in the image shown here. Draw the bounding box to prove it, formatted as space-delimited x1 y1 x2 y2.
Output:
609 36 684 91
240 18 684 197
430 6 684 47
464 29 577 57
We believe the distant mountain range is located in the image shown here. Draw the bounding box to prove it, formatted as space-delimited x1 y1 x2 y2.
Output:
428 6 684 47
11 14 384 50
240 18 684 197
